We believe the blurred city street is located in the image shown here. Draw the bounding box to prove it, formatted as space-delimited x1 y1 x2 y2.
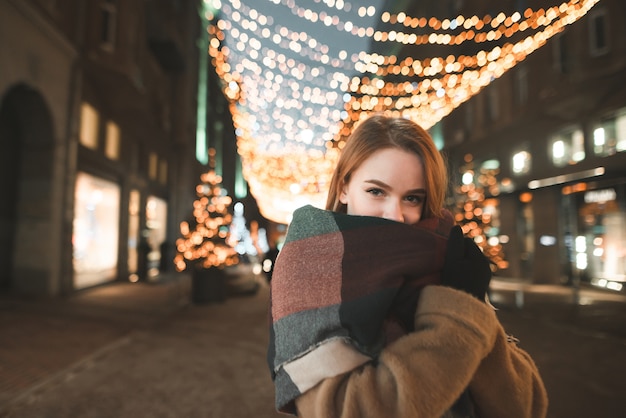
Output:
2 1 626 417
1 267 625 418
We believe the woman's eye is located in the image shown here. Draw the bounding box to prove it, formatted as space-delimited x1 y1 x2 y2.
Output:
406 194 425 205
366 188 384 197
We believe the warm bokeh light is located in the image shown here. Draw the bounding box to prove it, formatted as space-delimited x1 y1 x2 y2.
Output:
453 154 509 271
203 0 600 224
175 165 239 271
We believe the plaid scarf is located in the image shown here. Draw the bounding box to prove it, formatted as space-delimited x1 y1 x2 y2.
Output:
268 205 454 414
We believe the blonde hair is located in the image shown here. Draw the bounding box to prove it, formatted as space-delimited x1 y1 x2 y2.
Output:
325 114 448 219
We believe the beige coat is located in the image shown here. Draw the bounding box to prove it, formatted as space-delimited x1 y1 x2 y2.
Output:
295 286 548 418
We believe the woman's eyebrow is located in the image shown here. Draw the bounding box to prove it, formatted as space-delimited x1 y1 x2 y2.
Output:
363 179 390 188
364 179 426 195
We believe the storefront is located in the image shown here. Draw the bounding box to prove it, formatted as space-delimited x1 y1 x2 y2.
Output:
73 172 121 289
72 172 170 289
562 181 626 291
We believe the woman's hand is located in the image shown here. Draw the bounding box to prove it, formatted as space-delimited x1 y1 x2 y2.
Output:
441 225 492 301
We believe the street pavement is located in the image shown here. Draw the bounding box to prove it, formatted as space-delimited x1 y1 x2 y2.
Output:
1 267 625 418
489 280 626 418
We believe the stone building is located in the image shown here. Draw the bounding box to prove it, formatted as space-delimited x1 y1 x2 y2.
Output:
390 0 626 288
0 0 222 296
370 0 625 288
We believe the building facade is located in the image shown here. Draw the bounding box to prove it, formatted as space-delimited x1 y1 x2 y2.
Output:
0 0 221 296
440 0 626 289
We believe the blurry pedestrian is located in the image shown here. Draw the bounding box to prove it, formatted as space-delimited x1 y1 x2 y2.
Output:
268 114 547 417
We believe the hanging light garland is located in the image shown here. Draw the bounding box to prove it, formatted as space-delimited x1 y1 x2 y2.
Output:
203 0 600 224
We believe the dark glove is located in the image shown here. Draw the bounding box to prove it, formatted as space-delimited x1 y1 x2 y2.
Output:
441 225 492 301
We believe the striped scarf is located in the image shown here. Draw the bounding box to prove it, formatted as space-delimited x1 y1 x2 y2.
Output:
268 205 454 414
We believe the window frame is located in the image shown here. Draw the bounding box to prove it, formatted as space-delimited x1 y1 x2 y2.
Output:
100 0 118 52
588 8 610 57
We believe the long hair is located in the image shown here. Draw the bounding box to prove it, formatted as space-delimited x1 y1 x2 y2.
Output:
325 114 448 219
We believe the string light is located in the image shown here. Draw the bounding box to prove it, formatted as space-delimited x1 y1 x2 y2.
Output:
376 0 587 46
203 0 601 224
267 0 378 38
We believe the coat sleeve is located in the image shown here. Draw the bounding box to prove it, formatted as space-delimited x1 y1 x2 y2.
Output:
294 286 548 418
469 324 548 418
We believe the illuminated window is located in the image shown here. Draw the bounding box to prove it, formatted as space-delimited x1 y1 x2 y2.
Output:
588 8 609 57
550 128 585 167
462 171 474 185
618 114 626 152
79 102 99 150
105 121 120 160
235 157 247 198
100 0 117 52
593 109 626 156
430 122 444 150
512 151 531 175
73 172 120 288
127 189 140 280
572 131 585 162
149 152 158 180
481 159 500 171
145 196 168 278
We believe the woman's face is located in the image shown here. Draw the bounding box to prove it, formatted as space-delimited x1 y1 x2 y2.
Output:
339 147 426 225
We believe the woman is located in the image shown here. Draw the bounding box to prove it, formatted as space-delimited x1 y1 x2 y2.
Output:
268 115 548 417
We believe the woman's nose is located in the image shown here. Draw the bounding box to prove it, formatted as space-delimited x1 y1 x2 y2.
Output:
382 200 404 223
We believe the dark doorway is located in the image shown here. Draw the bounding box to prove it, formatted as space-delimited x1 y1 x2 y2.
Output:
0 84 54 292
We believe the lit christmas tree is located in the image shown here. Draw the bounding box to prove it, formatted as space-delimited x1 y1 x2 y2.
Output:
451 154 508 272
174 150 238 273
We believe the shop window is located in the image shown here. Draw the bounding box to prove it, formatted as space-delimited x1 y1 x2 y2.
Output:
79 102 99 150
593 109 626 156
127 189 140 281
73 172 120 289
100 0 118 52
105 121 120 160
512 150 531 175
618 113 626 152
588 8 609 57
519 198 534 278
578 188 625 289
550 128 585 167
146 196 168 278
